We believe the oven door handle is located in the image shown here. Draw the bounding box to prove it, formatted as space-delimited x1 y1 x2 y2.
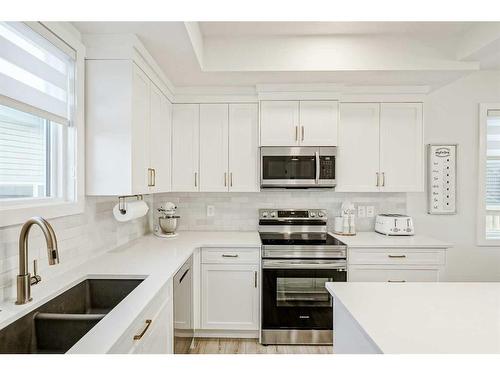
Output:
315 151 320 184
262 260 346 270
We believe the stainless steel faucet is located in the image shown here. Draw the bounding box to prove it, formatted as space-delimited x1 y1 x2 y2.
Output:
16 217 60 305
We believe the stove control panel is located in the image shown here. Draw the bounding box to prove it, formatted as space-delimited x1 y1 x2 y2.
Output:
259 209 327 220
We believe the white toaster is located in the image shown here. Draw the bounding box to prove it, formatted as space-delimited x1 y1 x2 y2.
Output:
375 214 414 236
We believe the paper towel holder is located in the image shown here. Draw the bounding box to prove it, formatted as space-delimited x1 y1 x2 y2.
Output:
118 195 144 214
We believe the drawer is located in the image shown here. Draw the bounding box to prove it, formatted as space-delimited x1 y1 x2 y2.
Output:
348 266 440 282
348 248 445 266
201 247 260 265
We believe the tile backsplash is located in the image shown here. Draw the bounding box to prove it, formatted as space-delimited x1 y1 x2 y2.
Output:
153 191 407 232
0 196 151 302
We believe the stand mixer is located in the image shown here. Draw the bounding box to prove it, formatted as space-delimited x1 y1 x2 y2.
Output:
154 202 180 238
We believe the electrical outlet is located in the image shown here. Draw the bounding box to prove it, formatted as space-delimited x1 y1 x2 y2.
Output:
207 205 215 217
366 206 375 218
357 205 366 218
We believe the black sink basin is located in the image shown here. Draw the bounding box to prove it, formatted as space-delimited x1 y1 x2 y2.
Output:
0 278 143 354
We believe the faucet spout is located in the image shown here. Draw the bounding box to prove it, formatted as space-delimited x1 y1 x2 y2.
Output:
16 217 59 305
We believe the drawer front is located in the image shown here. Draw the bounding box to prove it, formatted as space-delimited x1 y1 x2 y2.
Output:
109 280 172 354
348 267 440 282
201 248 260 264
348 248 445 266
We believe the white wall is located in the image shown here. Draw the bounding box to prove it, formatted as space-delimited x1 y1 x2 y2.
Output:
407 70 500 281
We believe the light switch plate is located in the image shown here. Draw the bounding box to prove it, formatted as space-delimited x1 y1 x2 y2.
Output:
357 206 366 218
366 206 375 218
207 205 215 217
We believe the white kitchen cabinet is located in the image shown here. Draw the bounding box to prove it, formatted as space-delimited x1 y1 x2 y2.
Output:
299 101 338 146
86 60 172 195
260 101 299 146
109 281 173 354
201 263 259 331
172 104 200 191
337 103 380 192
348 267 440 282
228 103 259 192
200 104 229 192
260 100 338 146
379 103 424 192
347 247 445 282
337 102 423 192
149 83 172 193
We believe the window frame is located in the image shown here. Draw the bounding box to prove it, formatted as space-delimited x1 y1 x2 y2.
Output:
0 22 85 227
477 103 500 246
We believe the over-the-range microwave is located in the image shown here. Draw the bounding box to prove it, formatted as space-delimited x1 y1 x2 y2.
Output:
260 146 336 188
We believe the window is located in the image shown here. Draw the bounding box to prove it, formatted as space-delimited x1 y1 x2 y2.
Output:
0 21 84 226
478 104 500 245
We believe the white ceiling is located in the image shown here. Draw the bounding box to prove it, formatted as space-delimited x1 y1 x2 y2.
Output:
73 21 500 90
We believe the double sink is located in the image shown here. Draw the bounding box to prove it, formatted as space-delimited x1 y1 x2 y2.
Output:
0 278 143 354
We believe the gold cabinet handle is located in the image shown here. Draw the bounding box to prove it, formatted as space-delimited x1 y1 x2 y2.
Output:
222 254 239 258
224 172 227 187
388 254 406 258
133 319 152 340
376 172 380 187
381 172 385 187
388 280 406 283
301 126 304 141
147 168 154 187
194 172 198 188
295 126 298 142
230 172 233 187
152 168 156 187
254 271 258 288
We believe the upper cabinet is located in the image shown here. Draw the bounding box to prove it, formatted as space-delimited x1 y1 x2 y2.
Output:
172 104 200 192
260 100 338 146
172 103 259 193
379 103 423 192
336 102 423 192
199 104 229 192
86 60 172 196
228 103 259 192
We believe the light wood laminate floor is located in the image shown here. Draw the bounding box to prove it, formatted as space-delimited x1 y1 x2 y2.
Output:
189 338 333 354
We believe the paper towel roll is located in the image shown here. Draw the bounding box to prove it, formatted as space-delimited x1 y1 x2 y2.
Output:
113 200 149 222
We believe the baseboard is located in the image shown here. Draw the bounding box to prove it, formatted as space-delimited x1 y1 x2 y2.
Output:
194 329 259 339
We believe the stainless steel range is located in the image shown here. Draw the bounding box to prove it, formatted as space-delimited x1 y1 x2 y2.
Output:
259 209 347 345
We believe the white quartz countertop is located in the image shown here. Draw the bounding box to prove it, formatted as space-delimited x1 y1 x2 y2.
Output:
0 231 260 353
331 231 451 249
326 282 500 353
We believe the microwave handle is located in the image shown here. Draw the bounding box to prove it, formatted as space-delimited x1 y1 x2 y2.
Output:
315 151 320 184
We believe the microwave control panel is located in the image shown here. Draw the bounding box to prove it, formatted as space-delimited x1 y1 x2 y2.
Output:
319 156 335 179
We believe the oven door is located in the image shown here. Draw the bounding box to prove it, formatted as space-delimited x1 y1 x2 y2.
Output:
260 147 317 187
261 259 346 332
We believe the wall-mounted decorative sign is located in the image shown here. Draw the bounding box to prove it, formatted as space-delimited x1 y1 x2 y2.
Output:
427 144 457 215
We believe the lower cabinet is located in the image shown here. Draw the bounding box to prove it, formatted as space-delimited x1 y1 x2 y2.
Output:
347 247 446 282
200 248 260 332
109 280 174 354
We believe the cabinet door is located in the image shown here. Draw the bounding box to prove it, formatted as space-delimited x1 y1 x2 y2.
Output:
131 64 150 195
299 101 338 146
379 103 424 192
149 83 172 193
132 298 173 354
348 266 440 282
260 101 299 146
229 103 259 192
201 264 259 330
336 103 380 192
199 104 229 192
172 104 200 191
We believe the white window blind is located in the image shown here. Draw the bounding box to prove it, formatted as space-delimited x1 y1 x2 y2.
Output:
485 109 500 240
0 22 75 125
